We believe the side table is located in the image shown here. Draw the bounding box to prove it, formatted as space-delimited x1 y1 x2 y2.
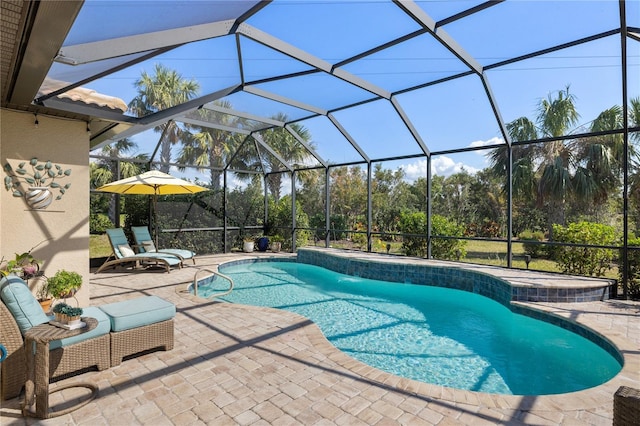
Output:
22 317 99 418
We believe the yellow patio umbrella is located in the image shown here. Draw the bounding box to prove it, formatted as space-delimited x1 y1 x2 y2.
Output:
96 170 208 248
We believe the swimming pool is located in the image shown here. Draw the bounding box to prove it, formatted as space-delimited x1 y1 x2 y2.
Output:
194 260 621 395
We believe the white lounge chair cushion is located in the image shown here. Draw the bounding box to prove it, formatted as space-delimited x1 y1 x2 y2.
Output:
118 244 136 257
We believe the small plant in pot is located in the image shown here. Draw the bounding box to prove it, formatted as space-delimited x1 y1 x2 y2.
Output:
269 234 284 252
36 280 52 313
242 236 255 253
0 244 44 279
46 269 82 300
52 303 83 325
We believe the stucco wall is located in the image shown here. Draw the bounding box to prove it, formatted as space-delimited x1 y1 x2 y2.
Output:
1 109 90 307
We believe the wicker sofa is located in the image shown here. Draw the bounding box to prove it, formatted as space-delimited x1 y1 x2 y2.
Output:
0 276 175 401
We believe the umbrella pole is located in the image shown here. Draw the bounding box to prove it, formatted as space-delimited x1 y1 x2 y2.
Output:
153 194 159 250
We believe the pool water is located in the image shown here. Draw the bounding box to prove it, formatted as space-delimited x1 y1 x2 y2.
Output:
198 261 621 395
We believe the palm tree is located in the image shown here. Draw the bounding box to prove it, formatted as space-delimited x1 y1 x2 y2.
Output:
91 138 148 226
258 113 313 201
492 89 640 238
92 138 147 187
570 106 624 214
533 86 581 232
627 97 640 234
490 86 583 236
128 64 199 172
176 100 245 191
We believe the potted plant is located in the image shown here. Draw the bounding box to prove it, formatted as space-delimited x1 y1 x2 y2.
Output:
270 235 284 252
243 237 255 253
36 280 52 313
46 269 82 300
0 242 45 279
52 303 83 326
257 236 270 252
3 157 72 209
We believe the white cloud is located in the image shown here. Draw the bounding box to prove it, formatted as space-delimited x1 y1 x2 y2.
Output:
431 156 478 177
468 136 504 152
403 159 428 181
401 156 480 181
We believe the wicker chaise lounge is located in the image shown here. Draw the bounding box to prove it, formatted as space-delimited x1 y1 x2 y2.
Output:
0 275 176 402
96 228 182 273
0 276 111 400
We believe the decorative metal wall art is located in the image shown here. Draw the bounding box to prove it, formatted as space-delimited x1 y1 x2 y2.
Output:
3 158 72 210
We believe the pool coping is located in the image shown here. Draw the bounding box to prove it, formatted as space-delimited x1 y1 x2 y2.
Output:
178 248 639 415
298 247 615 304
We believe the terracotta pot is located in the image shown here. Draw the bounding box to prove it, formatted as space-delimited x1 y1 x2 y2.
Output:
39 299 52 314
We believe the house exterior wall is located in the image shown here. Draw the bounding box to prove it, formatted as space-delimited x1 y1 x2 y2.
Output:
1 108 90 307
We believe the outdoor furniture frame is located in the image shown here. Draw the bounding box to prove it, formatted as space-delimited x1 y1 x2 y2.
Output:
110 319 174 366
96 228 182 274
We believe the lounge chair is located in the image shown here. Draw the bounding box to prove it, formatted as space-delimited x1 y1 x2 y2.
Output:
131 226 196 265
95 228 182 273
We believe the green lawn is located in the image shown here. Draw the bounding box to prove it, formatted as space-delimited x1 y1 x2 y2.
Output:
462 239 618 279
90 234 111 258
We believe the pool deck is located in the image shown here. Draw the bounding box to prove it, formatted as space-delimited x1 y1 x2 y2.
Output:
1 250 638 425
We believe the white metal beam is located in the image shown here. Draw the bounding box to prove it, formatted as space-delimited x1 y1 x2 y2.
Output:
178 117 251 135
251 133 293 172
328 113 370 163
56 20 236 65
244 85 327 116
393 0 483 74
237 23 390 99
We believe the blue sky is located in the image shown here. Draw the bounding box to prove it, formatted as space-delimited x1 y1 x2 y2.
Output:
66 0 639 186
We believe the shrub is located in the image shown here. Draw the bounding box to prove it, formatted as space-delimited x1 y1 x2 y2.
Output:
551 221 617 277
47 269 83 299
398 212 466 259
90 213 114 234
466 220 501 238
518 229 546 258
267 196 310 250
399 211 427 257
617 237 640 299
351 222 368 248
431 215 467 260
